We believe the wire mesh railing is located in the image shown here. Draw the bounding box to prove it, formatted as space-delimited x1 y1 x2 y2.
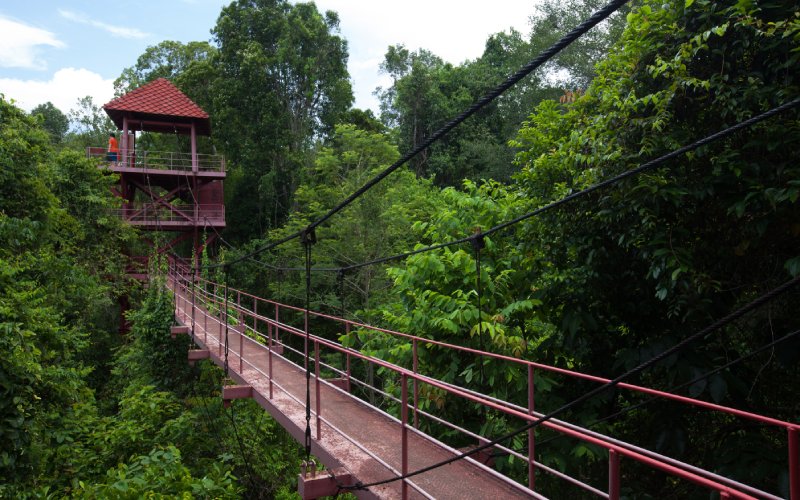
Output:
113 204 224 224
168 259 796 499
86 147 225 172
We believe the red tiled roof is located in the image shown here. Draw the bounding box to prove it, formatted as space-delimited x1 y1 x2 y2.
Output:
103 78 211 135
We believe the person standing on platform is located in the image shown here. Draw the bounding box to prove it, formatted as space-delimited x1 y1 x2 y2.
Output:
107 133 119 163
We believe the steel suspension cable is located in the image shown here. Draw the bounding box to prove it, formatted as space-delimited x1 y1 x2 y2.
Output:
531 326 800 451
223 265 230 377
330 97 800 275
482 97 800 240
343 274 800 491
471 234 486 395
198 0 630 272
302 230 315 461
307 0 631 233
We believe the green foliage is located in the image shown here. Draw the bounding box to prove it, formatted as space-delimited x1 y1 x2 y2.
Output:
73 446 240 499
231 123 440 318
0 96 127 494
509 0 800 494
340 180 540 441
0 95 303 499
64 96 116 150
114 280 193 393
212 0 354 240
375 0 628 185
30 102 69 145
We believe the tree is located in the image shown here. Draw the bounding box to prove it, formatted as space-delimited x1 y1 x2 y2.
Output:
113 40 217 98
374 1 629 186
212 0 353 242
65 96 115 150
509 0 800 494
526 0 629 89
0 95 127 494
231 123 440 318
30 102 69 144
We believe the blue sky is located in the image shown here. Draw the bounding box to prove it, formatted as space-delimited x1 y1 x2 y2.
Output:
0 1 535 115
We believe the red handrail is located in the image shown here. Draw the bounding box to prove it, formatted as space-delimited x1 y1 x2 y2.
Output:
167 259 795 499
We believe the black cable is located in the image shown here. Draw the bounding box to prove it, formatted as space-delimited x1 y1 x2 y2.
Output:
223 265 230 377
482 97 800 239
196 0 630 272
307 0 631 233
471 235 486 395
532 326 800 451
225 402 261 494
302 230 315 461
336 97 800 274
342 274 800 491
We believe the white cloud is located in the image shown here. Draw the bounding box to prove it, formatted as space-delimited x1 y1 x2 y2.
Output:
313 0 535 112
0 67 114 113
58 9 150 39
0 16 65 70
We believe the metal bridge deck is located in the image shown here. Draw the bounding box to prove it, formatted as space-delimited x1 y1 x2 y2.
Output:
174 284 534 500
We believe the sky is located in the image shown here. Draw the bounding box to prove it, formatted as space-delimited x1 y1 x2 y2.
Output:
0 1 536 116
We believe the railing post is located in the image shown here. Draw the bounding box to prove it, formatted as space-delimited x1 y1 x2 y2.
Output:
191 271 196 341
401 373 409 500
315 340 321 440
275 303 280 344
608 449 620 500
790 428 799 500
182 273 187 318
345 323 351 392
238 319 243 372
412 339 419 429
528 364 535 491
253 297 258 333
268 319 274 399
304 310 309 370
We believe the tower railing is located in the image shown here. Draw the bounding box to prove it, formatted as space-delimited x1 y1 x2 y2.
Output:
113 204 225 224
87 147 225 172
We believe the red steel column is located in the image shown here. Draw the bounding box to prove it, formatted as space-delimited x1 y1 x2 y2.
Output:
528 365 535 491
315 340 321 439
401 373 409 500
790 428 799 500
238 322 243 372
191 122 198 173
268 320 274 399
345 323 352 392
413 339 419 428
608 449 620 500
122 116 128 167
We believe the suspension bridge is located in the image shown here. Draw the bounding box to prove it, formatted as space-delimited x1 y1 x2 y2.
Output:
92 0 800 496
163 257 797 500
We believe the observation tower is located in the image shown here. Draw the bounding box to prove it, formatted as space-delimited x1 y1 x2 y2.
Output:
92 77 225 277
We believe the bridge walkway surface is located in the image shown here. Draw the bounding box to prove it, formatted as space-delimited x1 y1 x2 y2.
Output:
167 267 799 500
172 278 535 500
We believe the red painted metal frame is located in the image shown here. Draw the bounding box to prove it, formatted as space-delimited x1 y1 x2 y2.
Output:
170 262 797 499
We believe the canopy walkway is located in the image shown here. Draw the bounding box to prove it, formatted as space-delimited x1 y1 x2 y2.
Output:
167 260 798 500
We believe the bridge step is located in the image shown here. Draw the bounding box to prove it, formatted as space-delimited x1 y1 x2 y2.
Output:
171 325 190 338
187 349 210 366
325 377 350 392
222 384 253 408
298 467 354 500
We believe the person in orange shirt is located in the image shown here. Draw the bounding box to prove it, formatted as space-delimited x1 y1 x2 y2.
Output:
107 133 119 163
